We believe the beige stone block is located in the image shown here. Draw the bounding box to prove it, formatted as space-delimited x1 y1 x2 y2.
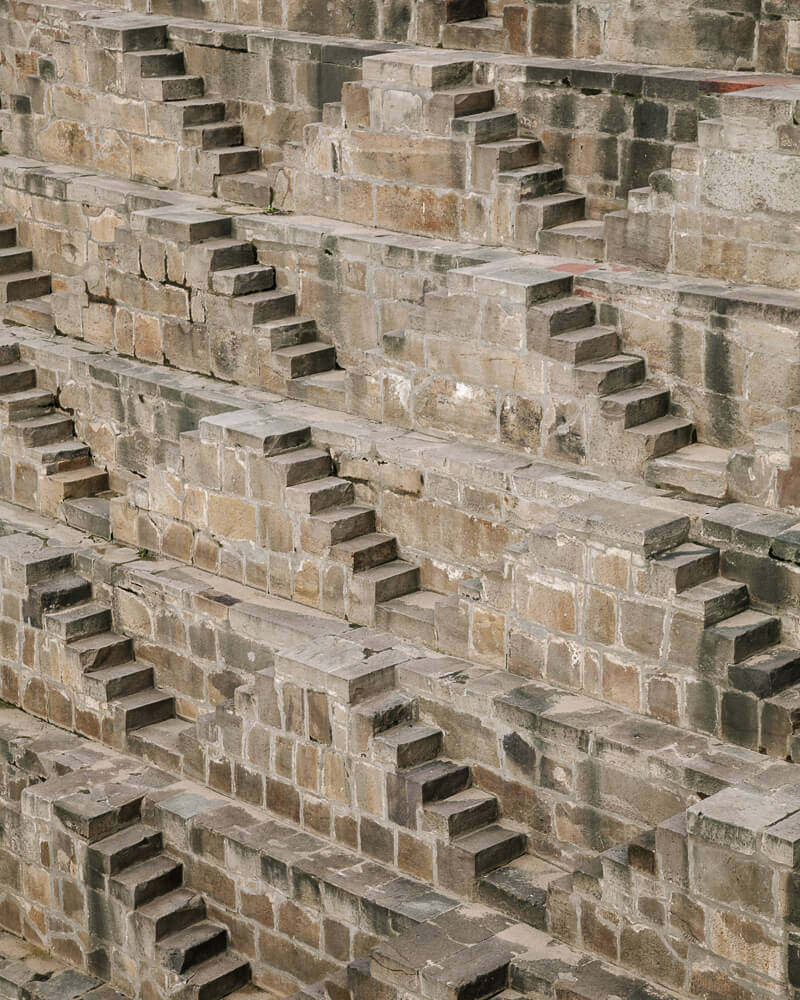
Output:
207 494 257 542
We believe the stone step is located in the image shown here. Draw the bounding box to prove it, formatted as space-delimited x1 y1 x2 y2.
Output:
646 443 731 501
91 19 168 51
430 86 495 128
174 99 226 128
285 475 354 514
7 411 74 446
497 164 564 199
675 577 750 627
265 447 332 487
473 138 541 187
26 572 92 627
110 853 183 908
184 122 244 150
649 542 720 596
445 0 487 20
0 363 36 393
42 465 109 510
626 413 695 458
271 341 336 379
176 952 250 1000
60 495 112 539
71 631 134 672
210 265 275 297
537 219 606 260
478 854 563 928
136 208 231 244
397 759 472 807
31 438 92 468
452 109 518 143
158 921 228 973
574 354 646 396
728 645 800 698
331 532 397 571
0 387 54 419
83 660 155 701
208 146 261 176
522 192 586 231
527 294 596 339
135 888 206 945
375 589 440 646
373 723 443 768
0 225 17 249
600 384 671 428
4 294 55 333
705 609 781 666
88 823 162 876
130 49 185 78
541 325 619 363
141 75 204 102
302 505 376 547
215 170 274 208
442 16 508 52
194 238 256 275
424 787 499 838
232 289 296 326
288 369 346 409
0 247 33 274
116 688 176 731
128 718 196 772
445 824 527 879
44 601 112 640
256 316 317 351
353 560 420 605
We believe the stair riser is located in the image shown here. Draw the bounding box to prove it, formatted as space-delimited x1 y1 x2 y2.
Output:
0 274 51 302
10 417 74 447
0 250 33 274
273 346 336 379
84 665 155 701
46 608 113 641
159 928 227 973
122 696 176 732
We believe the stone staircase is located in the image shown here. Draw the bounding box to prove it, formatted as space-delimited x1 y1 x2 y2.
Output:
0 340 114 523
0 225 53 332
88 816 250 1000
122 28 261 195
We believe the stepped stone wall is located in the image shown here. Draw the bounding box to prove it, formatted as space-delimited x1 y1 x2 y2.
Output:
1 3 800 1000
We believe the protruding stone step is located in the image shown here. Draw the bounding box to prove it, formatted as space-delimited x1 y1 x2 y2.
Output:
32 438 91 467
452 109 518 143
41 465 108 514
0 362 36 393
26 572 91 626
116 689 176 731
538 219 606 260
442 16 508 52
648 542 719 596
728 645 800 697
135 888 206 945
271 341 336 379
600 385 670 427
210 265 275 297
256 316 317 351
705 610 781 666
0 387 54 419
111 854 183 908
265 447 332 487
88 824 162 876
647 443 731 501
352 560 420 605
575 354 646 396
232 290 296 326
332 532 397 571
375 589 440 645
44 601 112 640
675 577 749 627
176 953 250 1000
449 824 527 877
71 631 134 672
424 788 499 838
141 76 204 101
174 99 226 128
626 414 694 458
496 164 564 200
400 759 471 804
0 247 33 274
8 411 74 446
158 921 228 973
302 505 376 548
0 225 17 249
4 295 55 333
208 147 261 176
0 270 50 303
285 476 354 514
129 49 185 78
184 122 243 150
542 326 618 363
520 192 586 231
478 854 563 928
61 496 112 539
472 138 540 190
215 170 274 208
288 369 346 409
527 294 595 340
373 724 443 768
136 209 231 244
128 718 196 772
83 660 154 701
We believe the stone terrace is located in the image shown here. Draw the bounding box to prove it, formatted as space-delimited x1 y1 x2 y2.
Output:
2 3 800 1000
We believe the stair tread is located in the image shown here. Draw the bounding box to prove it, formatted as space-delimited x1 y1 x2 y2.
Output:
86 660 152 682
133 719 195 749
46 601 109 622
376 723 442 748
93 822 160 853
116 688 174 709
355 559 418 581
47 463 107 483
548 219 605 235
551 325 615 343
113 853 180 886
158 919 226 950
273 340 332 358
603 385 668 404
649 442 730 469
181 952 249 986
136 887 203 923
333 531 395 553
426 788 497 815
453 823 525 852
626 414 694 436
